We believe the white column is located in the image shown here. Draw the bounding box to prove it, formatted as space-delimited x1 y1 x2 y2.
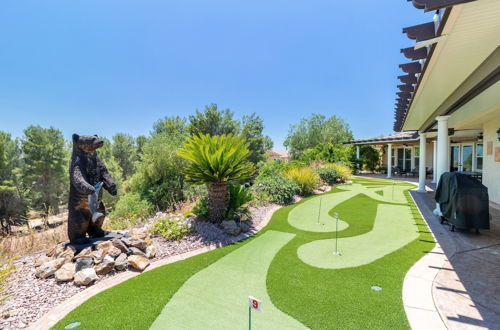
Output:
434 116 450 215
417 132 427 192
432 140 437 183
386 143 393 178
356 146 360 159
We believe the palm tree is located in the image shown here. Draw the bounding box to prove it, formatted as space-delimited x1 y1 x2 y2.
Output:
177 134 254 222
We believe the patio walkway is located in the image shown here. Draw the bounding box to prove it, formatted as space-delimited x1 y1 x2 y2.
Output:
359 174 500 330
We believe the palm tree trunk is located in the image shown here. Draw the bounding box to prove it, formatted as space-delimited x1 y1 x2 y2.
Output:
207 182 228 222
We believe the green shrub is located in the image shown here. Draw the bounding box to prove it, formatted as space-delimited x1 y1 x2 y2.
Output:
192 197 209 219
284 167 320 195
315 167 339 185
256 175 300 205
326 163 352 182
226 183 253 220
258 160 304 177
108 193 154 229
151 214 193 241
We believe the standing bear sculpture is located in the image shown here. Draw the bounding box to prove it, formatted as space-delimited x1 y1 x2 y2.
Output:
68 134 117 244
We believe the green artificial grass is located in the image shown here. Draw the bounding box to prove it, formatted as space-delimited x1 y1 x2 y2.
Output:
150 230 303 330
266 179 435 329
52 177 434 330
297 203 418 269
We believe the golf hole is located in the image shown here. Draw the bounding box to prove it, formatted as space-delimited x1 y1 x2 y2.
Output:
64 322 81 329
371 285 382 291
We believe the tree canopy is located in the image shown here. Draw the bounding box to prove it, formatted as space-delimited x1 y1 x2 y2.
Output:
284 114 353 159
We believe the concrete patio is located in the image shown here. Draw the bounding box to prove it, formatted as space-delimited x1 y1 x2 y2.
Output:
359 174 500 329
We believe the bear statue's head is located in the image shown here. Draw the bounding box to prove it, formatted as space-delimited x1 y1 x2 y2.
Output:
72 134 104 153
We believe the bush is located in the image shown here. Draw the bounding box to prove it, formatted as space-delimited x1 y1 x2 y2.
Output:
151 214 193 241
258 160 304 177
192 197 209 219
325 163 352 182
284 167 320 195
226 183 253 220
315 167 339 185
256 175 300 205
108 193 154 229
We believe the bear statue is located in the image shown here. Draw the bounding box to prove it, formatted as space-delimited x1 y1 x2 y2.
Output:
68 134 117 244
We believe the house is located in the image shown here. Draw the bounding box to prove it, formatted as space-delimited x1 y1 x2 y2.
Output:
348 0 500 205
266 150 290 161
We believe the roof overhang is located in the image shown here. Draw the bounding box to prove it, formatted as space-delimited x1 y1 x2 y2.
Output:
398 0 500 131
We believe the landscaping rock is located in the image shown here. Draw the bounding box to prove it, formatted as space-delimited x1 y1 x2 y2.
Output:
239 221 251 233
59 247 75 263
35 256 51 268
129 238 147 251
96 241 113 251
91 249 105 263
107 246 122 258
94 262 115 275
73 247 92 260
117 230 130 237
221 220 241 236
54 263 75 282
145 245 156 259
74 268 98 286
114 253 128 271
103 255 115 263
35 258 65 279
129 247 147 258
112 239 129 253
127 255 150 271
75 257 93 272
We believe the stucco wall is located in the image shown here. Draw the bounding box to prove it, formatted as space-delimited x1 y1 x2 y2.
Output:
482 117 500 204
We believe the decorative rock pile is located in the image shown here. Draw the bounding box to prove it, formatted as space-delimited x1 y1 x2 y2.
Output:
220 220 251 236
34 230 156 286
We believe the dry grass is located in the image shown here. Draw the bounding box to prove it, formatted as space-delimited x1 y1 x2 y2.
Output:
0 223 67 263
0 255 15 311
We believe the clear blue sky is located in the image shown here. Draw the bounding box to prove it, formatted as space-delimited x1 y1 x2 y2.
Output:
0 0 431 149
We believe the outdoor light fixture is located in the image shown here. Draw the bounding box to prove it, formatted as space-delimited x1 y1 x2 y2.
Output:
497 128 500 141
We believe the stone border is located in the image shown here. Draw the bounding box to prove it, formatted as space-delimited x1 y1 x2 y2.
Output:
28 205 281 330
403 189 447 330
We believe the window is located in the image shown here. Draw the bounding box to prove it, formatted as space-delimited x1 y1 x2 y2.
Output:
476 144 483 171
397 149 404 169
414 147 420 170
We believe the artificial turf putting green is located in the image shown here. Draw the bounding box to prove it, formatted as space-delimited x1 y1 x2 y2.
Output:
297 203 418 269
150 230 304 329
288 190 354 232
52 177 435 330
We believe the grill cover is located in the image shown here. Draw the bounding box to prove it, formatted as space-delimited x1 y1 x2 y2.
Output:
435 172 490 230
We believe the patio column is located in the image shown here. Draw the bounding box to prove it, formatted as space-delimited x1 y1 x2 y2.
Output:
386 143 393 178
356 146 360 159
434 115 450 215
417 132 427 192
432 140 437 183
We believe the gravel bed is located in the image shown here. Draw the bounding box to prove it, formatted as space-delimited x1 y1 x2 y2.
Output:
0 203 280 330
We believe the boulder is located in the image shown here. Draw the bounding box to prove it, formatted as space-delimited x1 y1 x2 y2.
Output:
55 263 75 282
112 239 129 253
96 241 113 251
114 253 128 271
73 247 93 260
74 268 98 286
35 258 65 279
127 255 150 271
75 257 93 272
103 255 115 263
221 220 241 236
59 247 75 263
239 221 251 233
145 245 156 259
129 238 147 251
91 249 105 263
48 243 65 258
94 262 115 275
129 247 147 258
107 246 122 258
35 256 51 268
